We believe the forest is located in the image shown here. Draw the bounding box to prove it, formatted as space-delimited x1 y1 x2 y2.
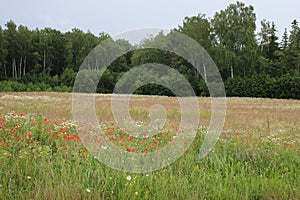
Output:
0 1 299 99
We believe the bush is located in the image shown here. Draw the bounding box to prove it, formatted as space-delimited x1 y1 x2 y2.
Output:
53 85 72 92
0 73 299 99
225 74 300 99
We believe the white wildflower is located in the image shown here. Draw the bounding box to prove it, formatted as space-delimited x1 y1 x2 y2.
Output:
101 145 108 150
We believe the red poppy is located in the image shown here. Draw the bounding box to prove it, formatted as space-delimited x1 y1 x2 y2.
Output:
60 128 66 133
129 137 134 142
27 132 33 138
6 142 10 147
0 117 5 124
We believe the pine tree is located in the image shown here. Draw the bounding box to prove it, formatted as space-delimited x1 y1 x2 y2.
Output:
287 19 300 75
266 22 279 61
281 28 289 50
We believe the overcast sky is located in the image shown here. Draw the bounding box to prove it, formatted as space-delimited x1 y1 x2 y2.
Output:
1 0 299 39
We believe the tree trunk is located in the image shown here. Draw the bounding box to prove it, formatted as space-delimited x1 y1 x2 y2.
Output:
230 64 234 78
19 56 22 78
23 56 26 76
203 64 207 82
12 59 14 78
14 58 17 78
298 55 300 76
4 63 7 77
43 48 46 73
12 58 17 78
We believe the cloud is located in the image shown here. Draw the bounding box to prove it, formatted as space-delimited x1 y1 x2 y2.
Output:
38 15 73 31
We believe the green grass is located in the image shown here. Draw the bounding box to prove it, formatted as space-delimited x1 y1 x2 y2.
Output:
0 113 299 199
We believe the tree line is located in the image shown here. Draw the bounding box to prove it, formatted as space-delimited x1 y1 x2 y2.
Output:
0 1 299 98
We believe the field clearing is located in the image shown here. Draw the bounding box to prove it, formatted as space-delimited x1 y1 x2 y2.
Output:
0 92 299 199
0 92 299 138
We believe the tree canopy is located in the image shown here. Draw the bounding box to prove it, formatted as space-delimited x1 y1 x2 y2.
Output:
0 1 299 99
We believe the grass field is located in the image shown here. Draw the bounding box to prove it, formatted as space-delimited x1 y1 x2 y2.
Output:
0 92 299 199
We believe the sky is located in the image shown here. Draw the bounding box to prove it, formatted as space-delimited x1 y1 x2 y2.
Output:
1 0 299 40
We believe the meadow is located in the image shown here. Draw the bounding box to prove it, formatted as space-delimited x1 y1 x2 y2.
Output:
0 92 299 199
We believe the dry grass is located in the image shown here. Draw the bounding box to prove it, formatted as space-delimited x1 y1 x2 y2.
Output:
0 92 299 139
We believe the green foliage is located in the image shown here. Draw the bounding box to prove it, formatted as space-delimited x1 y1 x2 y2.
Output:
60 68 76 87
73 70 102 93
176 14 212 52
225 74 300 99
0 2 299 99
211 1 257 78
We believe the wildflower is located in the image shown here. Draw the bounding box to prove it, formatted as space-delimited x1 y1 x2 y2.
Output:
6 142 10 147
60 128 66 134
27 132 33 138
101 145 108 150
13 124 19 132
27 176 31 180
56 146 67 150
135 191 138 195
44 118 51 124
129 136 134 142
86 188 91 193
0 117 5 124
126 175 132 181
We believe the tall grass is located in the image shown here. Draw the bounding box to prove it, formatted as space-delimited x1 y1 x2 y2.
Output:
0 113 299 199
